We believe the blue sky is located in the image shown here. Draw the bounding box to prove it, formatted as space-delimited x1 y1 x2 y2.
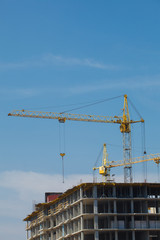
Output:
0 1 160 239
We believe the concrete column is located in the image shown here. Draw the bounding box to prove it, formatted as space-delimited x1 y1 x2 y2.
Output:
131 200 134 213
131 215 134 229
80 187 83 199
80 231 84 240
93 185 99 240
132 231 135 240
113 198 118 240
94 230 99 240
51 231 54 240
94 215 98 229
80 186 84 239
115 231 118 240
93 185 97 198
80 198 84 240
50 217 54 240
131 198 134 236
113 199 117 231
94 200 98 214
114 200 117 213
94 199 99 239
80 201 83 215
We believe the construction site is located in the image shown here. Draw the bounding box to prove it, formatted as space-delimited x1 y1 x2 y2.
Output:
8 95 160 240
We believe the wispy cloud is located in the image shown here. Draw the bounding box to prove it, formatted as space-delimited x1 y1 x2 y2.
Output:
0 54 120 71
42 54 119 70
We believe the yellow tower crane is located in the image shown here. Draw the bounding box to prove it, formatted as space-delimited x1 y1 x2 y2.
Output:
8 94 144 183
93 144 160 182
94 143 110 182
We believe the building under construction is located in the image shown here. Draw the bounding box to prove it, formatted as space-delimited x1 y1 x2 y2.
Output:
24 182 160 240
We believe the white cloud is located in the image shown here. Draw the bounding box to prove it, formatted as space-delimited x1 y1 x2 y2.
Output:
0 54 119 71
42 54 119 70
0 171 93 202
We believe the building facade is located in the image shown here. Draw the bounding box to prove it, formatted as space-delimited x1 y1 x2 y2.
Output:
24 183 160 240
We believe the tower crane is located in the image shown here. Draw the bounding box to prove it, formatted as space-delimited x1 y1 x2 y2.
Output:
94 143 110 182
8 94 144 183
93 144 160 182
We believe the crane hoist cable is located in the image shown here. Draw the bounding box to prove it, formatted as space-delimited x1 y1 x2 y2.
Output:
60 153 65 183
59 120 66 183
157 163 160 182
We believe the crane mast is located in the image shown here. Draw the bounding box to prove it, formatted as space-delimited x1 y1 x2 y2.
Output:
103 143 110 182
120 95 132 183
8 95 144 183
97 143 110 182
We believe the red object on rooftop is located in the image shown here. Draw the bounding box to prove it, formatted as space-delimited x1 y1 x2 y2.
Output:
47 194 60 202
45 192 62 203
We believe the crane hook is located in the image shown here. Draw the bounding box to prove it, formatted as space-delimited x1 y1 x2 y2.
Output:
60 153 65 183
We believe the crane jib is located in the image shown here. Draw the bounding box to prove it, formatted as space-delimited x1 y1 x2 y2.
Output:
8 111 142 124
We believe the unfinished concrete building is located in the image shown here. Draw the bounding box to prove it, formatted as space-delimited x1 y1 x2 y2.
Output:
24 183 160 240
